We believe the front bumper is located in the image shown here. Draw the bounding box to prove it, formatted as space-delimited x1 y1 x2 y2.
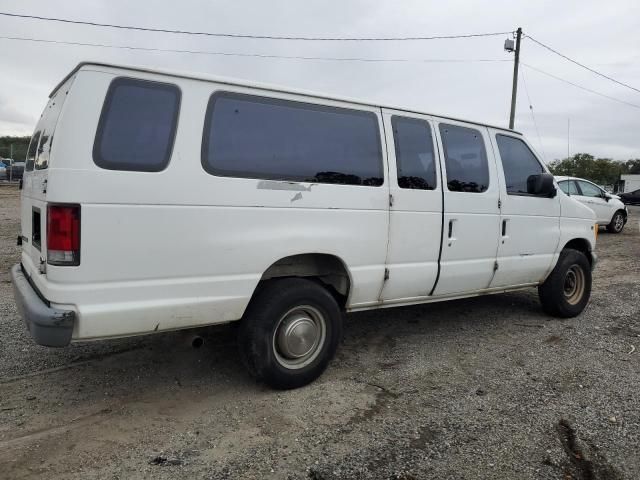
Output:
10 264 75 347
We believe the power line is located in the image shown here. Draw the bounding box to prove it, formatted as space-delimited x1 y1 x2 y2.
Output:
0 35 512 64
526 35 640 94
522 62 640 110
519 67 547 161
0 12 512 42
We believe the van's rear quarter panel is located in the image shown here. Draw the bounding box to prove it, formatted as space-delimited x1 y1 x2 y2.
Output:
41 68 389 339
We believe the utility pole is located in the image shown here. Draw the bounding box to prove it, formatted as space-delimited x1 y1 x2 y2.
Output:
508 27 522 130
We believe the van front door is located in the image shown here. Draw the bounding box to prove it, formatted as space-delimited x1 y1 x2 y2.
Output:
432 121 501 296
380 110 442 301
489 132 560 287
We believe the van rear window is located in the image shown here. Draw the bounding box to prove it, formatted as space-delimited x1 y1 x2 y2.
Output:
93 78 180 172
202 92 383 186
25 131 41 172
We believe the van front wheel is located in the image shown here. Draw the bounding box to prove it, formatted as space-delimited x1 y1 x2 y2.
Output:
538 249 591 318
238 278 342 389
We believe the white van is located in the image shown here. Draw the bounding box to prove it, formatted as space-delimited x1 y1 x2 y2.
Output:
12 62 598 389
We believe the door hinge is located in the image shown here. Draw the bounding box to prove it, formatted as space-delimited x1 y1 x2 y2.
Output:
493 261 499 272
389 194 394 207
383 268 390 281
498 199 502 209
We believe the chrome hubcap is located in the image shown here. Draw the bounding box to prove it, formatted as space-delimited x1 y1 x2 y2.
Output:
273 306 326 369
563 264 585 305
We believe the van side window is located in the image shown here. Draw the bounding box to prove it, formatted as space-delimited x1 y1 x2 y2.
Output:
391 116 437 190
93 78 180 172
202 92 384 186
439 124 489 193
495 135 544 194
25 131 41 172
558 180 579 195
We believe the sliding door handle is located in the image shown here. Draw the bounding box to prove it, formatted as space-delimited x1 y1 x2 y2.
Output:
447 219 457 246
501 219 510 243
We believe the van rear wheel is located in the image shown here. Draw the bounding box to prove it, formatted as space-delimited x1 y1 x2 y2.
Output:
238 278 342 389
538 249 591 318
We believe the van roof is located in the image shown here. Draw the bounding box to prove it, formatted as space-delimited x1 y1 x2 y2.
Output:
54 61 521 135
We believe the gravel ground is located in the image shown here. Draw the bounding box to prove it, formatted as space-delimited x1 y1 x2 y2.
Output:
0 184 638 480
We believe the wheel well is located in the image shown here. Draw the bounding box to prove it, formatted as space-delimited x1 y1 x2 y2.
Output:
260 254 351 306
616 208 627 220
563 238 593 266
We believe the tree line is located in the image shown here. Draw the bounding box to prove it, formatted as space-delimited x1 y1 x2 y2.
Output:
0 136 30 161
547 154 640 187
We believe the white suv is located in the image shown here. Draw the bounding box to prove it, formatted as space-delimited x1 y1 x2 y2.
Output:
556 176 628 233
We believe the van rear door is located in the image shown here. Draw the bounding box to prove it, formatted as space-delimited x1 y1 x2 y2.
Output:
21 76 75 273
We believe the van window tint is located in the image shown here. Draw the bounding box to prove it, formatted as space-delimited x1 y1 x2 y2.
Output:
391 116 437 190
25 131 41 172
558 180 579 195
202 92 383 186
495 135 544 194
93 78 180 172
439 124 489 193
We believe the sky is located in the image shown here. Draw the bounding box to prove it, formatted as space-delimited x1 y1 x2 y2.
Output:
0 0 638 163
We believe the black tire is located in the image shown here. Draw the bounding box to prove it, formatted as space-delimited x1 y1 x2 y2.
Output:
606 210 625 233
538 249 592 318
237 278 343 389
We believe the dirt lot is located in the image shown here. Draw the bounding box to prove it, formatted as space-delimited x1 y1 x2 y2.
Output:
0 184 638 480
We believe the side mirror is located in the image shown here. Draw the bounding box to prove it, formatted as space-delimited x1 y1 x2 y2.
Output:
603 192 611 202
527 173 556 197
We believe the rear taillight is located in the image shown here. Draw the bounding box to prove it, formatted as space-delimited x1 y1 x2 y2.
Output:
47 204 80 266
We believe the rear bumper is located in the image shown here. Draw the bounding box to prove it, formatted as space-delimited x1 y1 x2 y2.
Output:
10 264 75 347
